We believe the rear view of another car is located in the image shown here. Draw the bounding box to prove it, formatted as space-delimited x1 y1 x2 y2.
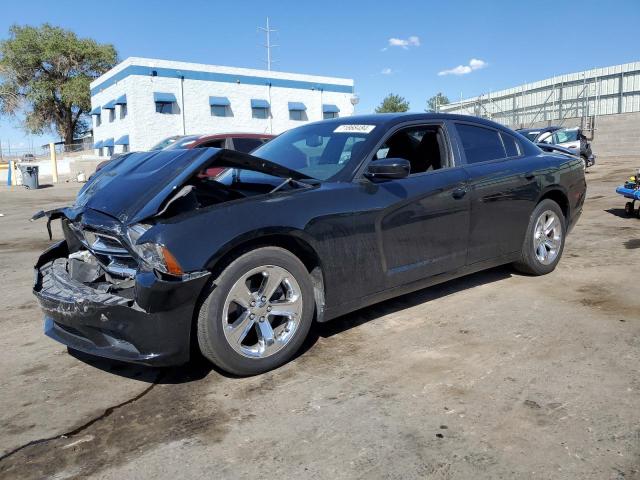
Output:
539 127 596 170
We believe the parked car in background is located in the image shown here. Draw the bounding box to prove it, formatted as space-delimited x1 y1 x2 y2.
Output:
149 135 185 151
518 126 595 169
95 133 274 173
33 113 586 375
516 126 562 143
21 153 36 162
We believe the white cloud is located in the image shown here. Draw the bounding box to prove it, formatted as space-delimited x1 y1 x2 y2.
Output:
387 35 421 49
381 68 393 75
438 58 488 76
469 58 488 69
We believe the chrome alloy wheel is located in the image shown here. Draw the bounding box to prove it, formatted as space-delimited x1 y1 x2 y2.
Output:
533 210 562 265
222 265 303 358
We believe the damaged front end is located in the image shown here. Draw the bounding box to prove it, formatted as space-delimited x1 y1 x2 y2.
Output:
33 218 210 365
32 147 314 366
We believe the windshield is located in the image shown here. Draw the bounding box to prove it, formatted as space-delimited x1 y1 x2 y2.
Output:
149 136 183 151
249 122 374 180
519 131 539 142
163 135 201 150
554 129 579 143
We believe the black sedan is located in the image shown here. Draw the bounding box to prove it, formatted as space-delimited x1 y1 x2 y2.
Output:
33 114 586 375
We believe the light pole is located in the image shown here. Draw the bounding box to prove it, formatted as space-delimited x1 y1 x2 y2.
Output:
350 94 360 116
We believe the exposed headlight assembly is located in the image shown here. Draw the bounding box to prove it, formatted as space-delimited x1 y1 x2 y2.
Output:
126 224 183 275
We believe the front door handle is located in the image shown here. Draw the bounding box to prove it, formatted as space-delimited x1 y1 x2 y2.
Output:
524 173 535 180
452 186 467 199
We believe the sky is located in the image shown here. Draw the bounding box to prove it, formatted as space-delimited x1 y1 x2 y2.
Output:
1 0 639 151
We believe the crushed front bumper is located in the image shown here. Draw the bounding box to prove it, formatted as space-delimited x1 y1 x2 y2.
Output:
33 241 210 366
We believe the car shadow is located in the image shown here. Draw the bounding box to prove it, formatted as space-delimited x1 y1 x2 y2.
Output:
69 265 513 384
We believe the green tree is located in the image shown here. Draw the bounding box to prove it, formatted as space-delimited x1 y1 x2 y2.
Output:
375 93 409 113
426 92 450 112
0 24 118 144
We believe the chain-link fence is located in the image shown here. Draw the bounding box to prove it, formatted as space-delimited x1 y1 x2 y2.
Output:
0 137 94 163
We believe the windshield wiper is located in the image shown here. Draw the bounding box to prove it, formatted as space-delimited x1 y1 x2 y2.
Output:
269 177 319 194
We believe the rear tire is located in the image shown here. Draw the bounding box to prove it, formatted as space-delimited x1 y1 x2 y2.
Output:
625 202 634 216
197 247 314 376
513 199 566 275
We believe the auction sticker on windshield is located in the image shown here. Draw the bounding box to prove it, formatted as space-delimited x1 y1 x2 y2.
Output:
333 125 376 134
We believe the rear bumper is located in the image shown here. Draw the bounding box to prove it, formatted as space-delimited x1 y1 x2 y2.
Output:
33 241 210 366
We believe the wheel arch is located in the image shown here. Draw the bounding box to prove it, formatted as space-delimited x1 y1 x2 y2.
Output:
538 186 570 220
203 229 327 321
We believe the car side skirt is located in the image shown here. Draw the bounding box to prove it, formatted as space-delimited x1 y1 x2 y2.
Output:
322 252 520 322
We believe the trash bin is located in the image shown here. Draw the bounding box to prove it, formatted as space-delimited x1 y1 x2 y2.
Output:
18 164 39 189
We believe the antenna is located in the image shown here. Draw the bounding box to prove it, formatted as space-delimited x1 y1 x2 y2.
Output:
258 17 278 71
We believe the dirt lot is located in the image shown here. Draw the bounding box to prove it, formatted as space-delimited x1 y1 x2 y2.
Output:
0 158 638 480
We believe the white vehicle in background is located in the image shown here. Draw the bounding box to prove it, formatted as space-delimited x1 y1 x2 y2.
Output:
538 127 596 170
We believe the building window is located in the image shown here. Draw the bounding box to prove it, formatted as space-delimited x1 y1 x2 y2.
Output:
122 144 129 153
156 102 175 114
289 110 303 121
252 107 269 119
95 114 101 127
153 92 178 114
211 105 227 117
322 104 340 120
108 109 115 122
119 104 127 119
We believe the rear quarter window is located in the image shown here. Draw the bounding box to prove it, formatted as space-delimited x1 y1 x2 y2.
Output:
456 123 506 164
500 132 521 157
232 137 263 153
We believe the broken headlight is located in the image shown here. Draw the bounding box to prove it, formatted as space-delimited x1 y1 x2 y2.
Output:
126 224 183 275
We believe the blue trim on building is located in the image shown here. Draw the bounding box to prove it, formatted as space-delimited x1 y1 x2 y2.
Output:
90 106 101 115
288 102 306 111
323 104 340 113
102 138 114 147
115 135 129 145
93 140 103 149
91 64 354 96
153 92 177 103
209 96 230 106
251 99 270 108
103 100 116 110
115 94 127 105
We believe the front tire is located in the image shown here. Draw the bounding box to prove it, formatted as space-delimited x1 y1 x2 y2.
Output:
513 199 566 275
197 247 314 376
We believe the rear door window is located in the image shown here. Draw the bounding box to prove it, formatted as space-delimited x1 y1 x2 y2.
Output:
455 123 506 164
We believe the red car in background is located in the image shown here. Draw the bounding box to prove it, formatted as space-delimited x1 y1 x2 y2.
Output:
96 133 275 173
161 133 275 178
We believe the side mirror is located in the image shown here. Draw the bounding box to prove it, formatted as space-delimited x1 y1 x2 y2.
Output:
364 158 411 180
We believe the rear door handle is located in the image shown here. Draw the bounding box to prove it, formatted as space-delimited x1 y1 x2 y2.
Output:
524 173 535 180
452 186 467 199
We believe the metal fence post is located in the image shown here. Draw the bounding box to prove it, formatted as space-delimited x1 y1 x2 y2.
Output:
49 143 58 183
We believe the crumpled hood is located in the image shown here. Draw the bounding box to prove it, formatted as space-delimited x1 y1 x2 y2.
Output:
74 147 310 225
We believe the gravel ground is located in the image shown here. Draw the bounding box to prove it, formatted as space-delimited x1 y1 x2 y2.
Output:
0 158 638 480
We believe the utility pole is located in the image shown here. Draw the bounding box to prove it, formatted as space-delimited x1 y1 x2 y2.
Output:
258 17 278 71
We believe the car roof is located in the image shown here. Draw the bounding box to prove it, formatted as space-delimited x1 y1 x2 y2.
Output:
309 112 521 134
195 132 275 141
517 126 562 134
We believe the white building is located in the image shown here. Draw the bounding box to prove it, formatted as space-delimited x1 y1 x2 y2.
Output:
89 57 355 154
